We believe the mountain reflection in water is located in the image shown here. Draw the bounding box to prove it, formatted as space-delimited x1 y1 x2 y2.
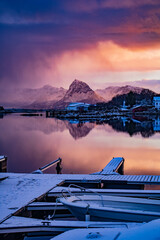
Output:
65 115 159 139
0 114 160 175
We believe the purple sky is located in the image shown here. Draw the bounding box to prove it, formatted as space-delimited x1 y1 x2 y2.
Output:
0 0 160 92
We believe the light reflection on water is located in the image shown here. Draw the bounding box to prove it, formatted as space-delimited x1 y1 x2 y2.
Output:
0 113 160 175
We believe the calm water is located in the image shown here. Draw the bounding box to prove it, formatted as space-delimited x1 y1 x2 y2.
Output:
0 113 160 175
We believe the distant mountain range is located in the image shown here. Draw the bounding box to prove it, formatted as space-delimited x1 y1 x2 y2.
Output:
95 85 150 102
1 79 157 109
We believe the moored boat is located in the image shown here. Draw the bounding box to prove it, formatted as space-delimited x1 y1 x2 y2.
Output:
59 194 160 222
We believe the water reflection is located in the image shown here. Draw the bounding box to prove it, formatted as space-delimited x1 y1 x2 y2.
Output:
106 117 154 138
153 116 160 132
58 116 160 139
66 121 94 139
0 114 160 175
0 113 4 119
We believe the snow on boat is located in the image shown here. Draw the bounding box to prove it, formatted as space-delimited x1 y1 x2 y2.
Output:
59 194 160 222
51 219 160 240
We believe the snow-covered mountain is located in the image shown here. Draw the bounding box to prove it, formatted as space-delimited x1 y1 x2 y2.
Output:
1 80 156 109
2 85 67 108
95 85 150 102
53 79 105 108
26 85 67 109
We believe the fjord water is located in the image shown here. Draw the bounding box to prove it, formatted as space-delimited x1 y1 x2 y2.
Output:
0 113 160 175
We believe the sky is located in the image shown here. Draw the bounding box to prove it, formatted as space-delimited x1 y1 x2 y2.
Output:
1 0 160 92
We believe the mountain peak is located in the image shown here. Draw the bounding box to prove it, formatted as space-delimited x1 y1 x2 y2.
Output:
68 79 92 94
53 79 104 107
72 79 81 84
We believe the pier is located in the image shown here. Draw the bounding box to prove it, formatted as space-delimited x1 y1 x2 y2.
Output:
0 157 160 239
95 157 124 175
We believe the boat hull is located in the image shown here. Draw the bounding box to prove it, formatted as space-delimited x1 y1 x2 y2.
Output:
66 204 160 222
59 195 160 222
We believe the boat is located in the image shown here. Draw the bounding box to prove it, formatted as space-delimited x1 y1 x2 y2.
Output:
59 194 160 222
51 219 160 240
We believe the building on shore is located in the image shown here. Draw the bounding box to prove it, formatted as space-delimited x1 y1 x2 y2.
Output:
66 102 90 111
153 96 160 110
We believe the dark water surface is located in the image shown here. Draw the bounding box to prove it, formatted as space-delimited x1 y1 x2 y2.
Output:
0 113 160 175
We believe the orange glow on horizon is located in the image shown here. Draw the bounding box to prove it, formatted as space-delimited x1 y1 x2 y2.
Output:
54 41 160 76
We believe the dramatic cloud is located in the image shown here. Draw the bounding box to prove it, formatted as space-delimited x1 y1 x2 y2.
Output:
55 41 160 72
0 0 160 90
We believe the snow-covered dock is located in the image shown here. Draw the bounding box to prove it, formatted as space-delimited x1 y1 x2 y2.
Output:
27 202 66 211
98 157 124 175
47 186 160 198
1 159 160 223
0 173 63 223
0 157 160 239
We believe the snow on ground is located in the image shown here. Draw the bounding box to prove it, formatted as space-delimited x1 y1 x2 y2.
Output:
0 173 62 222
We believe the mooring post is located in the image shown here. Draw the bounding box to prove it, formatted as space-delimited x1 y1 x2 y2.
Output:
0 155 7 172
56 158 62 174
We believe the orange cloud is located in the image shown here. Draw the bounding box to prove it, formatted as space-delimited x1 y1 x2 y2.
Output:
54 41 160 76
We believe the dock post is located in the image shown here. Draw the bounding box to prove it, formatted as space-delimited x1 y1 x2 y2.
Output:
46 111 49 118
56 158 62 174
0 155 7 172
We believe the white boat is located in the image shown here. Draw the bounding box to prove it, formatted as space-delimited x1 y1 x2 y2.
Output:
51 219 160 240
59 194 160 222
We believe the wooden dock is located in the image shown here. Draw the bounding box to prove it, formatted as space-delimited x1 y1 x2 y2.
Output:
0 173 62 223
0 157 160 239
0 159 160 223
27 202 66 211
47 186 160 198
97 157 124 175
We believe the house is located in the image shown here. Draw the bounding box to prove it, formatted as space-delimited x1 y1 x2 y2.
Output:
66 102 90 111
153 96 160 110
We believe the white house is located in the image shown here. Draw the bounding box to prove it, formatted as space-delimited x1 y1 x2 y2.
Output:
66 102 90 111
153 96 160 110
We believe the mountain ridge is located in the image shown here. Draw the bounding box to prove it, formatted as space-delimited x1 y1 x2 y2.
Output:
95 85 151 102
1 80 157 109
